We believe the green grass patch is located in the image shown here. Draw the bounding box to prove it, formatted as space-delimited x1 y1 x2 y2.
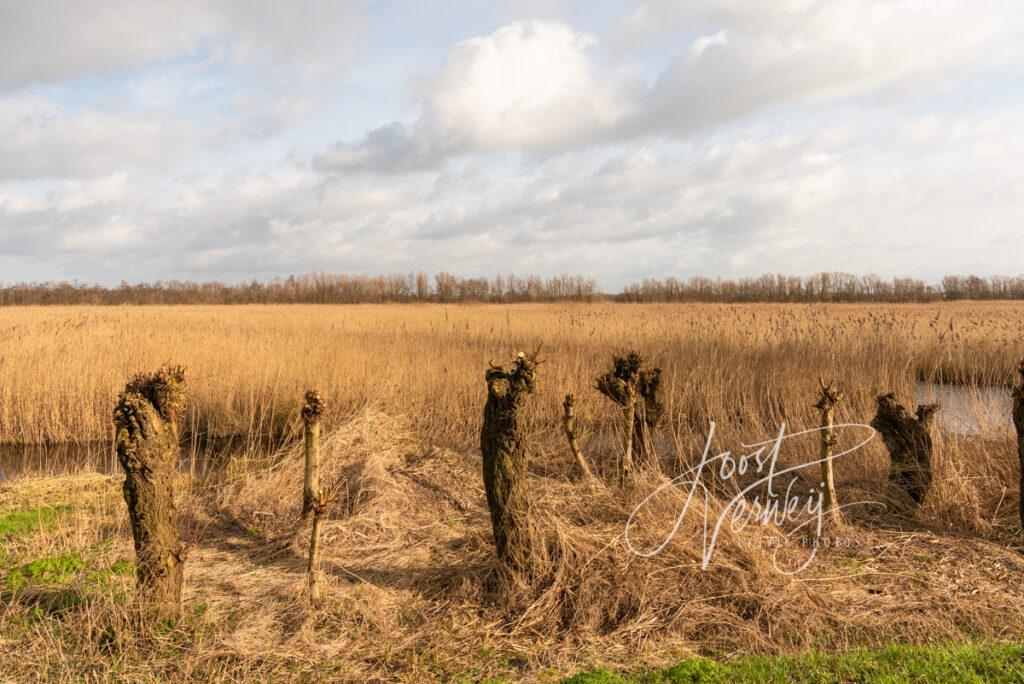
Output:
108 559 135 576
4 551 86 589
0 505 70 539
563 642 1024 683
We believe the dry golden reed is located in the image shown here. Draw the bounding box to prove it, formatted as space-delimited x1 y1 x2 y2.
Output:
1 302 1022 449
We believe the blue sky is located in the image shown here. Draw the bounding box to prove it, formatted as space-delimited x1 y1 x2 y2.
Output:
1 0 1022 288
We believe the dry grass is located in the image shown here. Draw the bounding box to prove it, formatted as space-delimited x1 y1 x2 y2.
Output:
3 406 1024 681
2 302 1024 681
0 302 1022 449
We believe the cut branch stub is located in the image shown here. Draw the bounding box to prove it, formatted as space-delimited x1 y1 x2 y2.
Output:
596 351 663 475
1012 362 1024 531
481 351 537 569
113 364 186 617
814 379 842 524
870 393 939 507
301 389 324 424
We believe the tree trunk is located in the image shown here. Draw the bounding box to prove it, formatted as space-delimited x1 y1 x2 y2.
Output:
301 390 326 606
815 379 842 524
308 503 324 608
481 352 537 568
621 384 636 484
870 393 939 507
1012 362 1024 531
561 394 594 482
301 390 323 520
113 365 187 618
596 352 662 476
633 366 662 461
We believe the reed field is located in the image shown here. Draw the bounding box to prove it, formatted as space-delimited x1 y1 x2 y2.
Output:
3 302 1024 682
0 302 1021 450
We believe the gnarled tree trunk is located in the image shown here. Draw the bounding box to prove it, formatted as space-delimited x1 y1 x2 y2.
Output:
596 352 662 479
481 352 537 569
1012 362 1024 531
870 393 939 507
113 365 187 617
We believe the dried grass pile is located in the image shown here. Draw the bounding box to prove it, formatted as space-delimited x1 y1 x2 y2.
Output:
177 408 1024 679
6 406 1024 681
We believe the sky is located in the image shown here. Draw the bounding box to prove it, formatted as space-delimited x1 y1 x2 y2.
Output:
1 0 1022 289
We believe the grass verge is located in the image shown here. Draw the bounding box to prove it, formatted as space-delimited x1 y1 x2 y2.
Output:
564 642 1024 683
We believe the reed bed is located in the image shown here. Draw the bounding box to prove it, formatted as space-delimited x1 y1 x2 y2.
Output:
1 302 1022 451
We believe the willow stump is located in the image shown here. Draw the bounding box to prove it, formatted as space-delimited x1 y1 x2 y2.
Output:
1012 362 1024 530
481 352 537 568
870 393 939 507
113 365 187 617
596 352 662 480
815 379 842 524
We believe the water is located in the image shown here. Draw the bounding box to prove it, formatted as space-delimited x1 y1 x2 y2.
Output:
0 442 117 481
0 384 1010 481
915 381 1012 435
0 436 281 483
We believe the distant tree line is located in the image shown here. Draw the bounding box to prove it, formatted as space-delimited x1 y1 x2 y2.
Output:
2 271 1024 305
0 272 600 305
619 273 1024 303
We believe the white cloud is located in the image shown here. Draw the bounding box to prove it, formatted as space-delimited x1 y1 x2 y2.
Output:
324 2 1024 172
0 1 204 91
0 0 370 182
54 174 130 212
0 0 367 91
636 0 1024 133
7 108 1024 286
424 21 635 150
0 96 197 181
58 215 144 252
317 20 639 172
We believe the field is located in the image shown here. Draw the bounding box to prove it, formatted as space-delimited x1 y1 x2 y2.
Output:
3 303 1024 681
1 302 1021 449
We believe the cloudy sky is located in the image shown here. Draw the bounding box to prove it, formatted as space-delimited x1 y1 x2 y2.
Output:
1 0 1022 288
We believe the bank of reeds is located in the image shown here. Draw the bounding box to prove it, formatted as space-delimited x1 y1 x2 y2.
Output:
1 303 1022 451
